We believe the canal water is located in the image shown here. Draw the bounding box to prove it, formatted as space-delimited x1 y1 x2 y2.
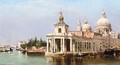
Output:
0 50 120 65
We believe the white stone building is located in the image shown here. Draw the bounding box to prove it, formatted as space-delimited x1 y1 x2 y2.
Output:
17 41 26 49
45 11 120 56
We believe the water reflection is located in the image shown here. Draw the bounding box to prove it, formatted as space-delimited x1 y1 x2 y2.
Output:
46 56 120 65
20 51 120 65
46 57 84 65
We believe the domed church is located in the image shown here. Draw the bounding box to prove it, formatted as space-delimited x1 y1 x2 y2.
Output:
45 11 120 56
96 10 112 35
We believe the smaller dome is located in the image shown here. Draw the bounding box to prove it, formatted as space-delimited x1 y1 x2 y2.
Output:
82 20 92 31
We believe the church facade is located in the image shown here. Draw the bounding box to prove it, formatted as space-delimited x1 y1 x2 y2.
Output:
45 11 120 56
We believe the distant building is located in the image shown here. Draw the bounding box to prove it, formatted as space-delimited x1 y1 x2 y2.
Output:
45 11 120 56
17 41 26 49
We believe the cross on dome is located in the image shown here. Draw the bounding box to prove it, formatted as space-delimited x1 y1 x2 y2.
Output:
60 12 62 16
84 19 88 24
101 10 106 18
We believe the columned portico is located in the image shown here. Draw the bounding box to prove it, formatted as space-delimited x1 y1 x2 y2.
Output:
46 37 72 53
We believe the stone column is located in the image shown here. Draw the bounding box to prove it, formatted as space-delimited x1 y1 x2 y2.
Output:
73 43 75 52
63 38 65 52
70 38 72 52
53 38 55 53
49 39 51 52
61 38 63 53
46 38 49 53
50 39 52 52
73 41 76 52
51 38 54 53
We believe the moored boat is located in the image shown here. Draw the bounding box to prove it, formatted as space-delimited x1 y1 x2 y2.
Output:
103 49 115 58
75 52 88 57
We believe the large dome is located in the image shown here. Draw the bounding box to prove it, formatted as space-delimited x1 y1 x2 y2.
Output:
82 20 92 31
96 10 112 33
96 17 111 28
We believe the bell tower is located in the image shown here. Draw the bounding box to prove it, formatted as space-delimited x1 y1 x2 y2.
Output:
54 12 69 34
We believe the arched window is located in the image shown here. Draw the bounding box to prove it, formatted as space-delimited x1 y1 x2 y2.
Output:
58 28 62 33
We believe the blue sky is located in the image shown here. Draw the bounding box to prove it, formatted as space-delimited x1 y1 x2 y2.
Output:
0 0 120 45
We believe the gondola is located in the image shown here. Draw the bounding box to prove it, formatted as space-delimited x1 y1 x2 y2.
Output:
103 49 115 58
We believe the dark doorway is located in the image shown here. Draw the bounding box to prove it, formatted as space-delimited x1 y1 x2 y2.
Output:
55 39 61 52
66 39 70 51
